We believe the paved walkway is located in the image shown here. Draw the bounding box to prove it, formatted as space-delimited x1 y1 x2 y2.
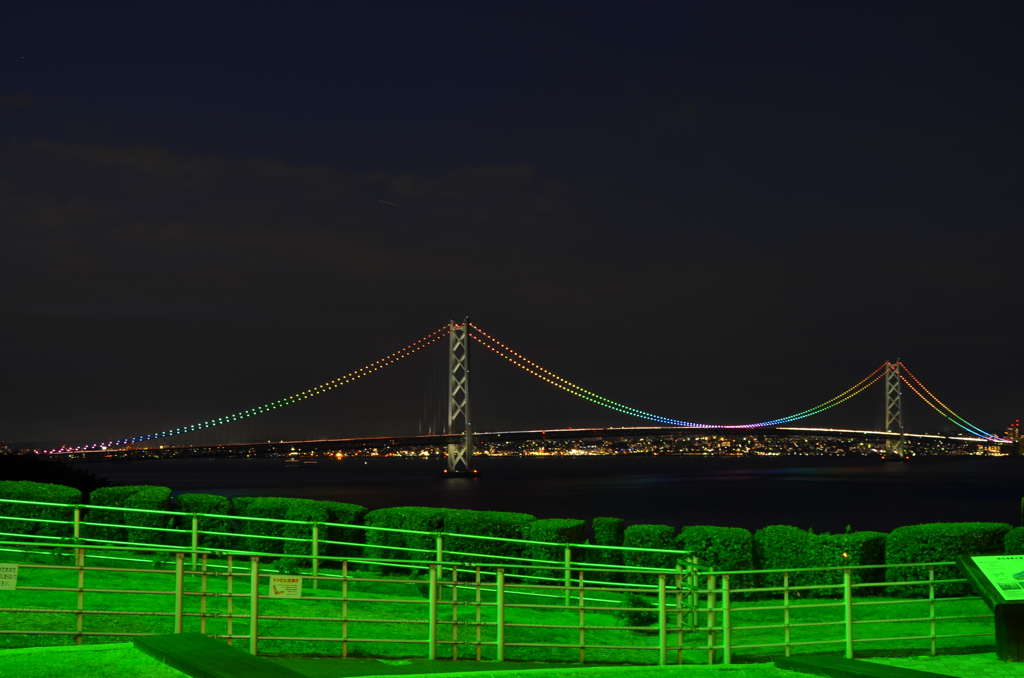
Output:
268 653 1024 678
863 654 1024 678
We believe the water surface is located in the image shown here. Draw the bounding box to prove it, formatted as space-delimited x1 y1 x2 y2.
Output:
72 455 1024 534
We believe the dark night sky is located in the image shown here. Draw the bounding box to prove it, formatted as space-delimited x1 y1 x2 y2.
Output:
2 1 1022 446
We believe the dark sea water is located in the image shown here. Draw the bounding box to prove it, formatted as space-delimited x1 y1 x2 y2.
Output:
71 455 1024 534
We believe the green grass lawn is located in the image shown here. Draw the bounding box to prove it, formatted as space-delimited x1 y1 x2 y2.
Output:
0 547 996 666
0 643 187 678
269 662 823 678
0 643 819 678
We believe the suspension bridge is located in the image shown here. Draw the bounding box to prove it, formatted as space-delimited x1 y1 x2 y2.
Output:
39 319 1015 469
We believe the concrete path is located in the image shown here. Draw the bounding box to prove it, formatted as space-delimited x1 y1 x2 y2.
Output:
265 653 1024 678
863 654 1024 678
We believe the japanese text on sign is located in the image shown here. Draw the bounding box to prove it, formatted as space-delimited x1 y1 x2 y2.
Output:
0 564 17 591
269 575 302 598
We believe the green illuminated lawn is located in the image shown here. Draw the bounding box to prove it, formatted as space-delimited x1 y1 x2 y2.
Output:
269 663 821 678
0 643 186 678
0 547 995 665
0 643 814 678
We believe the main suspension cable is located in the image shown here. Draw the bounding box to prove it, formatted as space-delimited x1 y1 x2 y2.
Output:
469 323 885 428
46 326 449 452
897 363 1007 441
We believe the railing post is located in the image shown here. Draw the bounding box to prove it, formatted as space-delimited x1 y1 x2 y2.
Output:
783 571 791 657
191 514 199 571
658 574 668 666
436 533 444 584
475 565 482 661
676 563 684 664
342 560 349 658
76 551 85 645
687 556 698 629
578 568 586 664
73 505 81 541
250 556 259 656
564 545 572 607
844 568 853 659
312 523 320 590
428 563 438 660
200 553 208 634
75 522 85 570
929 565 936 655
706 573 717 665
722 574 731 665
452 565 460 660
226 555 234 646
497 568 506 662
174 552 185 633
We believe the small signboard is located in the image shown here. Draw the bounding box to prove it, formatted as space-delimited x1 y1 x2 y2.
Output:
956 554 1024 662
970 555 1024 600
269 575 302 598
0 564 17 590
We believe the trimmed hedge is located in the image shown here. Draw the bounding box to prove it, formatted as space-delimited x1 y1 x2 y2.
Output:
818 532 887 589
231 496 259 517
363 507 408 563
678 526 753 592
124 486 173 545
592 517 625 581
279 499 330 562
1005 527 1024 554
0 480 82 539
87 486 162 544
622 524 678 584
678 526 752 571
177 495 365 561
6 477 1016 607
364 507 450 566
443 509 536 566
175 493 233 550
529 519 586 577
886 522 1011 597
317 501 368 560
754 525 818 589
228 496 260 550
754 526 888 593
0 454 110 496
233 497 316 556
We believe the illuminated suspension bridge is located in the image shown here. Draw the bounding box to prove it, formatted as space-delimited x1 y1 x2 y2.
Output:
42 320 1012 467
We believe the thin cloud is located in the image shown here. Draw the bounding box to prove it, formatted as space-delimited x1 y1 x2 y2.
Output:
33 141 226 178
0 93 35 109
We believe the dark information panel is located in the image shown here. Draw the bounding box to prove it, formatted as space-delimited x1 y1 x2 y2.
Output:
955 554 1024 661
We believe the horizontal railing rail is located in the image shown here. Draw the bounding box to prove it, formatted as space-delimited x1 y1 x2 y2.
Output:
0 497 693 592
0 535 998 665
0 496 697 554
0 540 700 661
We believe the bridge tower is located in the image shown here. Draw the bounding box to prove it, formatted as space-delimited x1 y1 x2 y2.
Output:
444 318 477 476
884 361 905 457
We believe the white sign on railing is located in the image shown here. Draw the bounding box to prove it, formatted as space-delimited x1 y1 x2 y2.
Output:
269 575 302 598
971 555 1024 600
0 564 17 590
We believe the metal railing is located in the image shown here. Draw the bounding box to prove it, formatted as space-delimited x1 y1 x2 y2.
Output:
0 540 696 661
0 498 691 589
0 538 996 664
698 564 993 664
